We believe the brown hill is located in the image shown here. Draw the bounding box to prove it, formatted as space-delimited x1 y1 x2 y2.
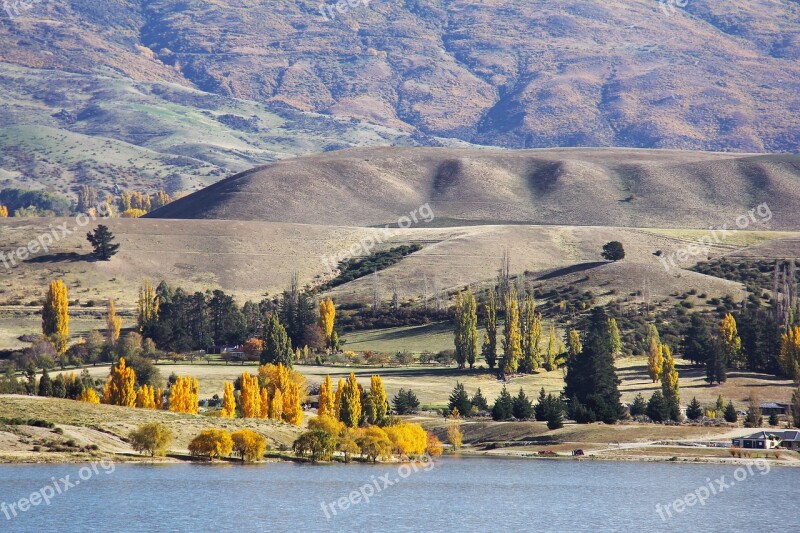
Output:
149 147 800 229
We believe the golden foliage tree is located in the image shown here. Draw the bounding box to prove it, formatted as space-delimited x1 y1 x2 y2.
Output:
220 381 236 418
609 318 622 357
446 407 463 450
780 325 800 380
78 387 100 404
137 279 159 331
426 432 443 457
269 387 283 420
102 357 137 407
720 313 743 369
106 298 121 346
239 372 260 418
319 297 336 348
502 289 522 375
334 378 345 417
661 344 680 417
136 384 156 408
259 387 269 419
384 423 428 457
318 374 336 419
242 338 264 362
154 387 164 409
520 294 542 373
231 429 268 462
647 328 663 383
258 363 306 426
188 429 233 461
168 376 199 414
339 372 362 428
368 375 387 425
42 280 69 354
356 426 393 462
129 422 173 457
0 205 8 217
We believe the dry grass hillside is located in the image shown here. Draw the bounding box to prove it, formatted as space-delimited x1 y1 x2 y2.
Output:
149 147 800 228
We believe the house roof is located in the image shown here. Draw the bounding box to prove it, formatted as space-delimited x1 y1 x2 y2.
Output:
779 430 800 441
737 430 800 441
760 402 788 409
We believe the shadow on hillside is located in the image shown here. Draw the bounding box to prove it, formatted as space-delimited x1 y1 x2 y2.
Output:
25 252 87 264
536 261 607 281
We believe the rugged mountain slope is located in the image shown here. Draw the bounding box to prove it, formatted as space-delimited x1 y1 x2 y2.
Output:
148 147 800 230
0 0 798 172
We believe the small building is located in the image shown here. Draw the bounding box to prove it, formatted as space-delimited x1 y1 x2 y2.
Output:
732 430 800 450
760 402 788 416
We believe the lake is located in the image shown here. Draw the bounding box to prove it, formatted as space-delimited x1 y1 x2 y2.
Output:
0 457 797 532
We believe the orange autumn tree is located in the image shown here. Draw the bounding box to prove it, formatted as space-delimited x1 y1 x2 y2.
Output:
0 205 8 217
318 375 335 418
168 376 199 414
136 385 156 408
259 363 306 426
239 372 261 418
79 388 100 404
102 357 137 407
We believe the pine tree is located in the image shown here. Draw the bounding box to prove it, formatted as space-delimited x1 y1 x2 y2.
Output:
686 397 703 421
706 338 727 384
534 387 548 421
724 400 738 423
392 388 420 415
646 390 669 422
682 314 712 366
502 289 522 375
221 381 236 418
261 313 294 367
448 382 472 417
630 393 647 417
482 288 498 369
38 369 53 397
492 386 514 421
471 388 489 411
512 388 534 420
563 307 623 424
42 280 69 354
86 225 120 260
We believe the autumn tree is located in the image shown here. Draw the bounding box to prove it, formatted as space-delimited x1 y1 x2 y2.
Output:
137 279 159 332
86 225 120 260
258 363 306 425
0 205 8 217
720 313 743 369
189 429 233 461
482 288 498 369
446 408 463 450
384 423 428 458
293 430 336 463
426 433 443 458
368 375 387 425
780 325 800 380
453 288 478 369
79 387 100 403
502 288 522 375
239 372 261 418
647 325 663 383
660 345 680 421
520 294 542 373
339 372 362 427
42 280 69 354
608 318 622 357
129 422 173 457
168 376 199 414
231 429 268 462
566 329 582 365
106 298 121 347
544 323 561 371
102 357 137 407
356 426 393 462
318 375 336 419
319 297 336 349
221 381 236 418
242 338 264 363
135 384 156 408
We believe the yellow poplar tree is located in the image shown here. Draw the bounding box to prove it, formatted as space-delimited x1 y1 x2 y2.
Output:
0 205 8 217
647 336 663 383
106 298 121 346
136 385 156 408
137 279 159 331
339 372 361 428
258 363 306 426
259 387 269 419
780 326 800 380
720 313 743 369
447 407 463 450
102 357 137 407
269 387 284 420
334 378 345 417
42 280 69 354
282 381 303 426
318 375 335 418
502 289 522 374
221 382 236 418
154 387 164 409
319 297 336 348
239 372 260 418
79 388 100 403
169 376 199 414
369 375 387 425
661 345 680 415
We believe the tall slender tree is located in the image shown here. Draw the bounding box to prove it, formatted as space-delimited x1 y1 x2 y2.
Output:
502 288 522 375
42 280 69 354
520 294 542 373
482 288 498 369
453 288 478 369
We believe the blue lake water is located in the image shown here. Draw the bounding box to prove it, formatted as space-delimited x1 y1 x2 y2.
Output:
0 457 797 532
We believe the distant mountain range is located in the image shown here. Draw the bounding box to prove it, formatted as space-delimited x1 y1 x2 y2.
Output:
1 0 799 197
